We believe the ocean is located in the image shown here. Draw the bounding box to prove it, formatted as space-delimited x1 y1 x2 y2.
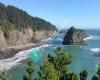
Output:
1 29 100 80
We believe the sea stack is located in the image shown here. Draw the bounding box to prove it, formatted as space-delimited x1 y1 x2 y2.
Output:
62 27 87 45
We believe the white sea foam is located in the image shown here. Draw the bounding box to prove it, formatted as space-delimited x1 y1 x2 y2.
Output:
57 38 63 41
0 44 50 70
84 35 100 41
90 48 100 52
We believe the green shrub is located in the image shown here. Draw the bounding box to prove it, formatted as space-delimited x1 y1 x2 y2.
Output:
0 69 9 80
0 21 13 39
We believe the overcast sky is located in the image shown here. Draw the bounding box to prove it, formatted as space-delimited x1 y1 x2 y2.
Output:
0 0 100 29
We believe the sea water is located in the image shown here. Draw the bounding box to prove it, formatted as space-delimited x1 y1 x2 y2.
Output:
1 29 100 80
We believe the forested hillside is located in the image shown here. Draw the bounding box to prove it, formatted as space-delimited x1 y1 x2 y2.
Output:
0 2 58 50
0 2 57 31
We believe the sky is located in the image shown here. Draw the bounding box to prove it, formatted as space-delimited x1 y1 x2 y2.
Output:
0 0 100 29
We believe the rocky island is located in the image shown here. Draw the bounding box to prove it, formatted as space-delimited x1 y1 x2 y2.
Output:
62 27 87 45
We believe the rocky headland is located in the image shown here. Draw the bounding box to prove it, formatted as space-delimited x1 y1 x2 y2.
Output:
0 3 58 59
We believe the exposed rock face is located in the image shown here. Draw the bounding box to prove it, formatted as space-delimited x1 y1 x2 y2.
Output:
62 27 87 45
0 28 58 50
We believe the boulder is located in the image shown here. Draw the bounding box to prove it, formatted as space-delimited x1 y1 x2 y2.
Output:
62 27 87 45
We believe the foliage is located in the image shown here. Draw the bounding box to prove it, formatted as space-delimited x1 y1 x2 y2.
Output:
66 72 79 80
23 59 34 80
0 3 7 22
0 2 58 32
97 64 100 76
38 62 58 80
0 21 13 39
92 64 100 80
91 75 98 80
48 47 72 79
79 70 88 80
0 69 9 80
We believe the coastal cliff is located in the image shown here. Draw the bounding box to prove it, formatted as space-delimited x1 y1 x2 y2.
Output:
0 3 58 51
62 27 87 45
0 28 58 50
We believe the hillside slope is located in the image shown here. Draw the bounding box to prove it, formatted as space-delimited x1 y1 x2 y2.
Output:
0 3 58 50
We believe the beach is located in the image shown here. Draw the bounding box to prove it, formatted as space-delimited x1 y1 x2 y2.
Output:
0 43 39 59
0 36 53 70
0 37 51 60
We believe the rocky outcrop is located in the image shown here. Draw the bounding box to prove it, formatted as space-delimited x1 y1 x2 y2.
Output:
62 27 87 45
0 2 58 59
0 28 58 50
0 2 58 50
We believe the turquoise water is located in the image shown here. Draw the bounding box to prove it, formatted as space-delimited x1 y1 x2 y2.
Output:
9 29 100 80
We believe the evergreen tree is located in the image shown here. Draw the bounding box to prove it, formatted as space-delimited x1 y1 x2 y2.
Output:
96 64 100 80
79 70 88 80
91 75 98 80
0 69 9 80
92 64 100 80
38 62 58 80
0 2 7 22
48 47 72 80
68 72 78 80
0 2 58 32
97 64 100 76
23 59 34 80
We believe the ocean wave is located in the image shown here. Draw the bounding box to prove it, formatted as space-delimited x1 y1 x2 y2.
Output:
93 53 100 57
0 44 50 70
56 38 63 41
84 35 100 41
53 38 63 42
89 48 100 57
90 48 100 52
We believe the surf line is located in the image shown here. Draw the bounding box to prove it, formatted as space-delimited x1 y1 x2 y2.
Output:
0 44 50 70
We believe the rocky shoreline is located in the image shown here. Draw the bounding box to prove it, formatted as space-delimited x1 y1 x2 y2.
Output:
0 32 57 60
0 42 46 60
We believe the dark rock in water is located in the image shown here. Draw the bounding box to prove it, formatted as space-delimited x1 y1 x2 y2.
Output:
93 52 100 57
62 27 87 45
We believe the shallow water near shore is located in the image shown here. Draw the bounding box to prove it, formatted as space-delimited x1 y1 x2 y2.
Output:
3 29 100 80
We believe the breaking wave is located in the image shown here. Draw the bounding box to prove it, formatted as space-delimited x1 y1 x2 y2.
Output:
84 35 100 41
90 48 100 52
0 45 50 70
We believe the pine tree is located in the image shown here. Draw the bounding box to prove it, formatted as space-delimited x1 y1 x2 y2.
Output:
48 47 72 80
96 64 100 80
97 64 100 76
91 75 98 80
91 64 100 80
38 62 58 80
0 69 9 80
68 72 79 80
23 59 34 80
79 70 88 80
